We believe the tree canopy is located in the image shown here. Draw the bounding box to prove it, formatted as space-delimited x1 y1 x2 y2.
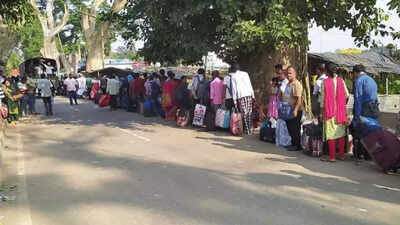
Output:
0 0 33 25
120 0 389 66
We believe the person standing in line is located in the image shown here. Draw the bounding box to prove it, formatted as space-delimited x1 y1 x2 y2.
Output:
107 75 120 110
352 64 379 122
37 74 54 116
275 64 289 97
231 64 255 135
312 63 328 116
188 68 207 105
223 67 235 110
19 77 29 117
282 67 303 151
26 76 37 114
210 70 224 112
64 74 78 105
320 64 349 162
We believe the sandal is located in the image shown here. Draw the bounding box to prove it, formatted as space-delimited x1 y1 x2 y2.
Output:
321 157 336 163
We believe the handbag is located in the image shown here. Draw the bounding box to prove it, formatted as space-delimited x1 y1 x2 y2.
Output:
1 107 8 119
193 104 207 126
230 108 243 136
177 109 189 127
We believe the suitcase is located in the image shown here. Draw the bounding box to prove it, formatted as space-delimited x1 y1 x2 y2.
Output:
127 98 137 112
230 108 243 136
99 94 111 107
362 130 400 173
205 111 216 131
260 120 275 143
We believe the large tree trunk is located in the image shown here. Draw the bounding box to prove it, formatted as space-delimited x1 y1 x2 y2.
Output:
0 21 18 75
237 44 312 119
82 0 128 72
30 0 69 72
41 37 60 70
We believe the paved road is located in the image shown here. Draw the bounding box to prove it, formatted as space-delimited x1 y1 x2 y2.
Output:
1 97 400 225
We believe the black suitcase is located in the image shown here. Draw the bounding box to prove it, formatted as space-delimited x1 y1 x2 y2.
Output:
260 120 276 143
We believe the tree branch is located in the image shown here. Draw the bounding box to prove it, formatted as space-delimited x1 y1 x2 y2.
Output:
112 0 128 14
29 0 48 35
48 2 70 38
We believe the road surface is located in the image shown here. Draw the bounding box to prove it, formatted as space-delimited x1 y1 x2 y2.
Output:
1 97 400 225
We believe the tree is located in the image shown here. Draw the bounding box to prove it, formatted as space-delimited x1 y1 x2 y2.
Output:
111 46 143 61
0 0 33 74
7 52 23 72
29 0 70 71
120 0 388 106
19 17 44 59
81 0 128 72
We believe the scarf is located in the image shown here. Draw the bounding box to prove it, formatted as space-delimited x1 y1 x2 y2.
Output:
324 77 347 124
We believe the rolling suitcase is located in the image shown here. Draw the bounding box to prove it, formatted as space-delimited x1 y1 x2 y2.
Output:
362 130 400 173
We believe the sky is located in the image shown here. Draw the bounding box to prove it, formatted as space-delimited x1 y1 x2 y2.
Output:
112 0 400 54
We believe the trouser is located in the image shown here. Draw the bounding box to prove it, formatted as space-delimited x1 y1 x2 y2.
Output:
68 91 78 105
238 96 253 135
151 96 163 117
110 95 118 109
27 94 36 114
328 137 345 160
42 97 53 115
20 95 28 117
286 110 303 149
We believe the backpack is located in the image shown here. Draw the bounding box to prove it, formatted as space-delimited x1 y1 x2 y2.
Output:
200 81 211 105
195 76 208 100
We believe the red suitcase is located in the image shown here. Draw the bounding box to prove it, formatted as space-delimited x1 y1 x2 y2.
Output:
362 130 400 173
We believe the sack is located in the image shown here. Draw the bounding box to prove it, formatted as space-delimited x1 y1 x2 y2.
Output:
1 107 8 119
215 108 230 129
362 101 380 119
230 108 243 136
144 100 155 117
260 120 276 143
177 109 189 127
278 102 293 121
99 95 111 107
275 119 292 147
362 130 400 173
193 104 207 126
205 111 216 131
165 106 178 121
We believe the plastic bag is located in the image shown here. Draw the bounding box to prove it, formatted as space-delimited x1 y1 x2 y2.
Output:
275 119 292 147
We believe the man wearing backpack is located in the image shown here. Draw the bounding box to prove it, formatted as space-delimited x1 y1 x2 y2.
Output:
188 68 208 105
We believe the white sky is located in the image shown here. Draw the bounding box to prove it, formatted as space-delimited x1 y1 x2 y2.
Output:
112 0 400 54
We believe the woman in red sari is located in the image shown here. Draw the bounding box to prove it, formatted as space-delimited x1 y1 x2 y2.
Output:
162 71 180 120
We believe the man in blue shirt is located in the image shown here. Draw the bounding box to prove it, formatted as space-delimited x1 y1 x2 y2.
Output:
353 64 378 121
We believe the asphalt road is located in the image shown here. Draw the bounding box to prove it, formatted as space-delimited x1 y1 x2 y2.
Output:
1 97 400 225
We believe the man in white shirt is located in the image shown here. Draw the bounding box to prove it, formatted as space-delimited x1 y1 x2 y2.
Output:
64 74 78 105
76 75 87 97
312 64 328 116
275 64 289 96
231 64 255 135
223 67 234 110
106 76 120 110
37 74 53 116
